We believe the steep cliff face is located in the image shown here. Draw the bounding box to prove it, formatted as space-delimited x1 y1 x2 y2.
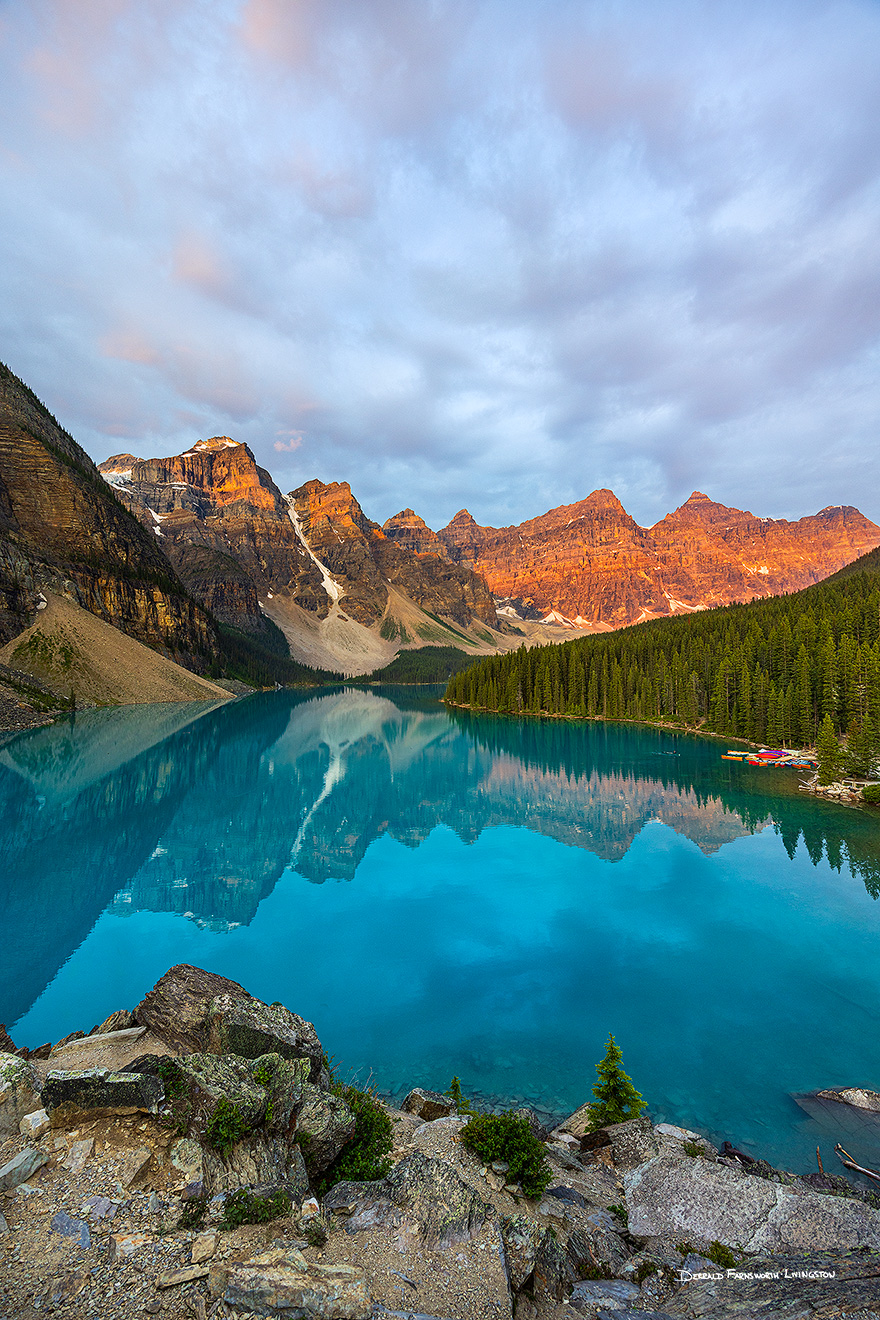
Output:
290 481 499 627
102 438 324 639
440 489 880 627
0 363 216 665
101 449 502 669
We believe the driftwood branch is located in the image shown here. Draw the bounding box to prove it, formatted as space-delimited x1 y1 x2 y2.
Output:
816 1145 824 1174
834 1143 880 1184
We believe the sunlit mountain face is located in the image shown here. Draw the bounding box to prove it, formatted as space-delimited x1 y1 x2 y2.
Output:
3 687 880 1175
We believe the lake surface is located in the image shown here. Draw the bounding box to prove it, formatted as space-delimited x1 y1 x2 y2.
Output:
3 686 880 1174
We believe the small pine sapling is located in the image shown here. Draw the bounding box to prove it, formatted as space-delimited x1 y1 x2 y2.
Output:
588 1034 646 1131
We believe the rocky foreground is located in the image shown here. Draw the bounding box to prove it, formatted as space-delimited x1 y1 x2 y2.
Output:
2 968 880 1320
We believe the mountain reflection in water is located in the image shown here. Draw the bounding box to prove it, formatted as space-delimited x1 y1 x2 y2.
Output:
2 685 878 1031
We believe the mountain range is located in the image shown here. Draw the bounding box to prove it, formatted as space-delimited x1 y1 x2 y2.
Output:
2 359 879 704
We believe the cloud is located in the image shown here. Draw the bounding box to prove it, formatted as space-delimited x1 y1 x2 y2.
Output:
1 0 880 531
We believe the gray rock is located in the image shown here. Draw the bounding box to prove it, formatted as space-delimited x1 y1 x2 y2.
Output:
325 1150 495 1248
49 1211 90 1250
0 1146 48 1191
203 1138 311 1200
532 1232 578 1301
296 1082 356 1173
626 1152 880 1255
662 1249 880 1318
596 1313 675 1320
133 964 326 1080
43 1068 162 1117
510 1107 550 1139
0 1209 8 1236
584 1116 659 1171
174 1052 267 1131
89 1009 134 1036
0 1052 42 1133
400 1088 456 1121
569 1279 641 1313
625 1154 780 1250
500 1214 545 1291
209 1244 370 1319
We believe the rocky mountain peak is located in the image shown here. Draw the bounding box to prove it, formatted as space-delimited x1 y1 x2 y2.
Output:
383 509 449 560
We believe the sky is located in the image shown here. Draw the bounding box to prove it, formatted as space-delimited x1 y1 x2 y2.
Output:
2 0 880 532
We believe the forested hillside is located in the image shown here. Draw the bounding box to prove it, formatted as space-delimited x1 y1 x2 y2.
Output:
445 554 880 758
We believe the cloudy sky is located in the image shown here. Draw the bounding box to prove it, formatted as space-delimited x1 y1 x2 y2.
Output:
2 0 880 530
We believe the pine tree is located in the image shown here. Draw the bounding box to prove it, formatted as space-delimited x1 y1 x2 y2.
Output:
588 1035 646 1131
816 714 841 786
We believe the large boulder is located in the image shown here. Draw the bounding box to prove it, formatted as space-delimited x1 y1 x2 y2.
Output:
134 965 325 1081
400 1087 456 1121
626 1153 880 1254
210 1244 370 1319
0 1053 42 1134
42 1068 162 1120
296 1083 356 1174
581 1115 659 1170
325 1150 496 1248
166 1053 317 1199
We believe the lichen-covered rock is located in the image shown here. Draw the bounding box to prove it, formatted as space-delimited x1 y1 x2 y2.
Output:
569 1279 642 1314
325 1150 496 1248
202 1135 310 1200
500 1214 545 1292
133 965 325 1081
209 1244 370 1319
295 1084 356 1174
583 1115 659 1170
0 1052 41 1133
42 1068 162 1119
626 1153 880 1255
400 1087 456 1121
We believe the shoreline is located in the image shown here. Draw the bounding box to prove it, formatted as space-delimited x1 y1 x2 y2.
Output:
3 965 880 1320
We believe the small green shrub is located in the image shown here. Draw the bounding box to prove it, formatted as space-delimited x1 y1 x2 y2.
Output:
206 1099 251 1154
705 1240 740 1269
682 1140 706 1158
863 784 880 804
221 1188 291 1230
177 1194 207 1230
317 1083 393 1192
459 1112 552 1199
156 1057 192 1135
253 1059 276 1087
607 1202 628 1227
301 1217 328 1247
634 1260 659 1283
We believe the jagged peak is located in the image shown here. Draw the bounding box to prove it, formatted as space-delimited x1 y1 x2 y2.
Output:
181 436 244 456
99 453 143 472
446 508 479 529
384 508 430 529
584 488 627 513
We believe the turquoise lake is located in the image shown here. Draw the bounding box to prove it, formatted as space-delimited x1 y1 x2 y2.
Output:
3 685 880 1174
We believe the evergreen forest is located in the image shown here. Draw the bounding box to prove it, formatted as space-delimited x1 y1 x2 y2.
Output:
444 553 880 775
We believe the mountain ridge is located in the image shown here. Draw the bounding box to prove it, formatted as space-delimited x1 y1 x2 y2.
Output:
438 487 880 627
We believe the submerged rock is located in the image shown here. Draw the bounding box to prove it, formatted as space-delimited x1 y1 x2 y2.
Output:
814 1086 880 1112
